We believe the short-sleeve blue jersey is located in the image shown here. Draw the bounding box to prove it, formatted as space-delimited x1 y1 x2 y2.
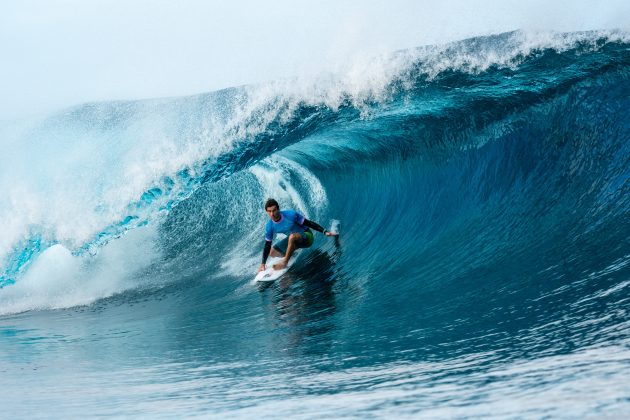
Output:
265 210 307 242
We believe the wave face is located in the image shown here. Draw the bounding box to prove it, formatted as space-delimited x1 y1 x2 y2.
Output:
1 31 630 417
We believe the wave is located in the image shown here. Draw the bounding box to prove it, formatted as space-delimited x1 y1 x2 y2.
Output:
0 30 629 317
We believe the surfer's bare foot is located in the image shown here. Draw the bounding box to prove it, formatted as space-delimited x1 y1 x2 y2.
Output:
273 260 287 270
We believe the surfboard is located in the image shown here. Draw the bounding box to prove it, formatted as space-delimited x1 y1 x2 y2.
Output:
254 250 301 282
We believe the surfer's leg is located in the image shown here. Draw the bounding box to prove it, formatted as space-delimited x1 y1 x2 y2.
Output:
271 237 288 258
273 233 302 269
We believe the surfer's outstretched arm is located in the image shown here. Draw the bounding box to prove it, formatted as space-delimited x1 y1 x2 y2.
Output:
303 219 338 236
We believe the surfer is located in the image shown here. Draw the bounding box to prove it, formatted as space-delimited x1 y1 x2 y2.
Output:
258 198 338 272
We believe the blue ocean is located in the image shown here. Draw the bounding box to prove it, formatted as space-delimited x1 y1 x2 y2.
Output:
1 31 629 417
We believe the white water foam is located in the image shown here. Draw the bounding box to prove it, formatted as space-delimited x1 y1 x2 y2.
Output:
0 225 161 315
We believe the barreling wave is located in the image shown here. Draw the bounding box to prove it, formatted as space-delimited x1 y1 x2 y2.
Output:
0 30 629 318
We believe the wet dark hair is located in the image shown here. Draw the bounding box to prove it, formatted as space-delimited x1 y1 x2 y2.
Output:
264 198 279 210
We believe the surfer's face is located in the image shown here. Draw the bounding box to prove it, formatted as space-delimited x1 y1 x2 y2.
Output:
266 205 281 222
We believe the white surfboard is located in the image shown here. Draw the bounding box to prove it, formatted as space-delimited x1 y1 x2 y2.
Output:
254 250 301 282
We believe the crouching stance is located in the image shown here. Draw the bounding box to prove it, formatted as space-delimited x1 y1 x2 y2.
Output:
258 198 338 272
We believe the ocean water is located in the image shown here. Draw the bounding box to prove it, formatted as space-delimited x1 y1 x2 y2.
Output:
1 31 630 418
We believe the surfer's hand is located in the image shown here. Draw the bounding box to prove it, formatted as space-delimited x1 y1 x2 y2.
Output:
258 263 266 272
325 230 338 237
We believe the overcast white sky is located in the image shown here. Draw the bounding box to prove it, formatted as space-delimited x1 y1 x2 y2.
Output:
1 0 628 120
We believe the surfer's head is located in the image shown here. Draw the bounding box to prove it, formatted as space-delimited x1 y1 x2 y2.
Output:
265 198 281 222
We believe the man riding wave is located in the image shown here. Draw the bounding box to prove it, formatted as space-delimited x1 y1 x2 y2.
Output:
258 198 338 272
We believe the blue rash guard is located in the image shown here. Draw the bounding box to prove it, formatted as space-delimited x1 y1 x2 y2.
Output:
265 210 307 242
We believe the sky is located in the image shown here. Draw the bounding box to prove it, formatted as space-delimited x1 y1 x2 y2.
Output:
1 0 628 120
